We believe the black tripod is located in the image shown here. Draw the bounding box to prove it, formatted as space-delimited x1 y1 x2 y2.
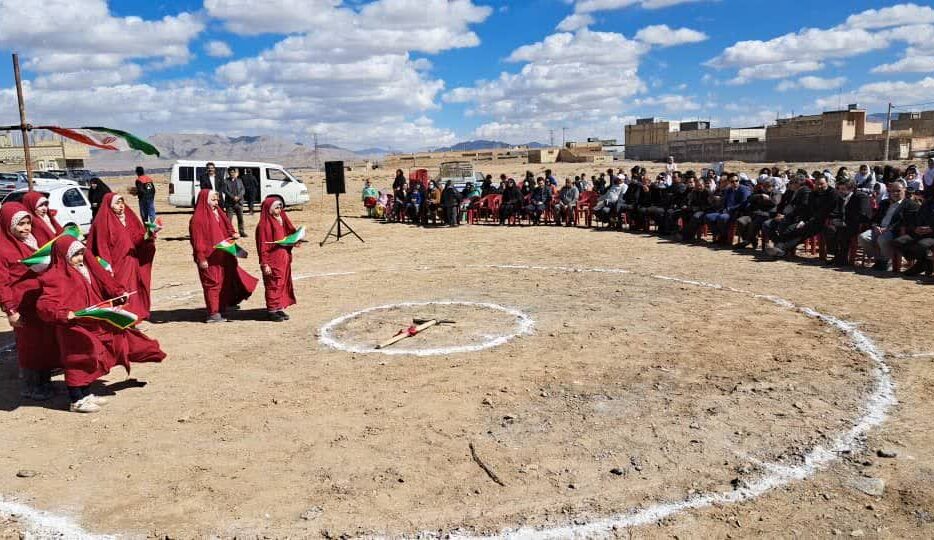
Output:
319 193 364 246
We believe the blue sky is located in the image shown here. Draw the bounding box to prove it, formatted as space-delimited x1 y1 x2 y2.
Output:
1 0 933 150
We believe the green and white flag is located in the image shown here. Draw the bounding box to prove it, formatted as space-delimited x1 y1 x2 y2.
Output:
20 225 82 271
144 218 163 240
73 306 138 329
96 257 113 274
267 226 305 246
215 239 248 258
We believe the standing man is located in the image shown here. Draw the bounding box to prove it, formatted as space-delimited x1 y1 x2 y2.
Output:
220 167 248 237
200 162 219 190
242 169 260 214
134 166 157 223
440 180 462 227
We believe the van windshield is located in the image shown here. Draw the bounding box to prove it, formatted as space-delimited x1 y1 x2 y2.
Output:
268 168 302 183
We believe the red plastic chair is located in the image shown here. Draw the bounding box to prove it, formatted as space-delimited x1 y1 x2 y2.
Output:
577 191 599 228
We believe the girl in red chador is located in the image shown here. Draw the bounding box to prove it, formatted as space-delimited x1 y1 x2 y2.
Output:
37 236 165 413
22 191 62 244
0 203 60 401
87 193 156 320
255 197 297 322
189 189 257 323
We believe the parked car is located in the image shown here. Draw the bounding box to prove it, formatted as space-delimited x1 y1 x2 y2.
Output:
17 170 60 180
0 174 79 201
168 160 309 208
2 185 93 234
68 169 95 185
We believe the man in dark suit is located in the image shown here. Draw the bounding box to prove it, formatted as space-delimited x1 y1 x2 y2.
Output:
823 179 872 266
858 180 918 271
767 175 838 257
199 162 220 190
893 191 934 275
763 174 811 248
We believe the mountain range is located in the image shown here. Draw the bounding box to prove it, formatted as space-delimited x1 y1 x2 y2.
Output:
86 134 550 171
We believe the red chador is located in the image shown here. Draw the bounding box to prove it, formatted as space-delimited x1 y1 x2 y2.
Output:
87 193 156 320
255 197 296 320
189 189 257 322
0 203 61 399
37 236 165 390
22 191 62 244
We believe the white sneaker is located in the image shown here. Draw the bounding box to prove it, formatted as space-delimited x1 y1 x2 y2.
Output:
86 394 109 406
69 397 101 414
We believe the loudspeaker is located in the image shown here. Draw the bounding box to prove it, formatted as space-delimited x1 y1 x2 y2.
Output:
325 161 346 195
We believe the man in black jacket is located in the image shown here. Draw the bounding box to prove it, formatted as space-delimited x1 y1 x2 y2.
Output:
499 179 523 225
858 180 917 271
219 167 247 237
735 180 778 249
199 162 220 190
767 175 838 257
823 179 872 266
440 180 462 227
763 174 811 247
892 192 934 275
679 177 710 242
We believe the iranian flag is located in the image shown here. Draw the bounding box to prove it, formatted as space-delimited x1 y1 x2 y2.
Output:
20 225 82 271
267 226 305 246
96 257 113 274
145 217 163 239
73 306 138 329
43 126 160 157
215 239 248 258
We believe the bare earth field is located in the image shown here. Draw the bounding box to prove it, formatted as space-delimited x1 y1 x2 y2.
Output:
1 165 933 539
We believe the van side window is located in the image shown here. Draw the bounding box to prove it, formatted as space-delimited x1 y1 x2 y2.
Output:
62 188 86 207
179 166 194 182
267 168 289 182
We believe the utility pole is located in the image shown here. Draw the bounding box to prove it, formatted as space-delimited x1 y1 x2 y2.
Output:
12 53 33 191
561 127 568 147
313 132 319 170
549 129 554 147
883 102 893 162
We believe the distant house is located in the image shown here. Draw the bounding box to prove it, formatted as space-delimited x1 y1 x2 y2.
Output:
0 134 89 172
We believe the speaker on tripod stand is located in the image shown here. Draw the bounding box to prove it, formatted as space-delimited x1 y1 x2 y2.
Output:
319 161 364 246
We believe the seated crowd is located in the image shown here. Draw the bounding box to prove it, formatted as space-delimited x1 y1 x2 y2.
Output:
366 158 934 278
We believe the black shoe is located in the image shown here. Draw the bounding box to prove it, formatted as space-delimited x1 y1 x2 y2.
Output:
904 261 926 276
240 231 248 238
734 241 750 250
278 310 290 321
268 311 286 322
870 261 891 271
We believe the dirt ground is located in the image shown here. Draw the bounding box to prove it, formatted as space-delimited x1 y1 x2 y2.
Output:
1 162 933 539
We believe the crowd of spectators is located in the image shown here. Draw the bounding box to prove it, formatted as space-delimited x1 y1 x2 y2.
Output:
366 158 934 279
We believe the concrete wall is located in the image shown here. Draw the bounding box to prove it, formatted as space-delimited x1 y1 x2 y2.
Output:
625 144 668 161
529 148 559 163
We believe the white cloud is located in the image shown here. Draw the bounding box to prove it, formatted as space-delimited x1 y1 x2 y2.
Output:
776 76 846 92
728 60 824 84
0 0 490 150
0 0 203 73
574 0 707 12
873 51 934 74
556 13 595 32
844 3 934 30
634 24 707 47
204 40 234 58
814 77 934 109
634 94 701 112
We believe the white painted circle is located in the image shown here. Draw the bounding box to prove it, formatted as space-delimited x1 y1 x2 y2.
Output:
318 300 534 357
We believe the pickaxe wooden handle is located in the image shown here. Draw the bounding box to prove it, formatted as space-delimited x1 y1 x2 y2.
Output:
376 320 438 349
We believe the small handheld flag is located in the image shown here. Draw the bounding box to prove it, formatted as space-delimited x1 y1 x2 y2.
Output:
74 292 138 329
266 226 306 246
20 225 83 271
96 257 113 274
145 217 163 239
215 238 248 258
73 306 138 329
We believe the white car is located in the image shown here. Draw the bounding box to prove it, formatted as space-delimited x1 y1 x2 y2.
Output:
0 175 80 201
3 185 94 234
167 160 310 208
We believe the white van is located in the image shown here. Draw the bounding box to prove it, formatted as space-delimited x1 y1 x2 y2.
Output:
167 160 310 208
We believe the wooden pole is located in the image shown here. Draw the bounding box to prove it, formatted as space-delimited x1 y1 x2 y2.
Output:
883 102 892 163
12 53 33 191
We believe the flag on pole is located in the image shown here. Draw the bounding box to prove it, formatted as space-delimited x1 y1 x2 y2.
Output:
266 226 306 246
20 225 82 271
73 306 138 329
215 239 248 258
43 126 160 157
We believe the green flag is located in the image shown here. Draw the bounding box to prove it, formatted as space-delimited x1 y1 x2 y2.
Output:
73 306 138 330
267 226 306 246
20 225 82 271
215 239 248 258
